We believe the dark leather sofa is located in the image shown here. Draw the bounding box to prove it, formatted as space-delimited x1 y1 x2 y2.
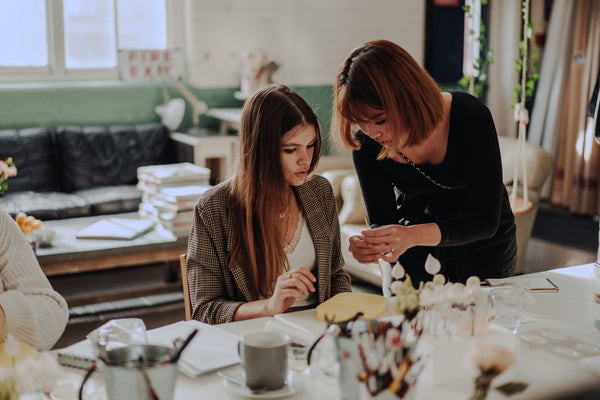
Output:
0 122 177 220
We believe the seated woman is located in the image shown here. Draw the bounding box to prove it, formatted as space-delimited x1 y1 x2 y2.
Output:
0 206 69 350
187 84 352 324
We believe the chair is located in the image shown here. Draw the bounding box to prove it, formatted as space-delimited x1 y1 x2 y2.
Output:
497 136 553 274
179 253 192 321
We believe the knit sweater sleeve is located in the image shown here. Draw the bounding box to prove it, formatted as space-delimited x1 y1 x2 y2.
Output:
0 209 69 350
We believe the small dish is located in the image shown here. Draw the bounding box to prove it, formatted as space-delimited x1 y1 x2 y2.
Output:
221 368 306 399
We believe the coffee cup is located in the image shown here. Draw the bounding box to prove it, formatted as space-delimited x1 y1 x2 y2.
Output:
238 330 290 391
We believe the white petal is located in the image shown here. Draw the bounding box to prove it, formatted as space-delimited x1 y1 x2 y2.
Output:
466 276 481 287
432 274 446 286
424 253 441 275
390 280 404 296
391 263 406 280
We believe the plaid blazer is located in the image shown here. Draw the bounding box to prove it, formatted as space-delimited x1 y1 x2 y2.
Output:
187 174 352 324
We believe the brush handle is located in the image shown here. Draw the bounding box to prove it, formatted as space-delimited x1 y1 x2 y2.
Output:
169 329 199 363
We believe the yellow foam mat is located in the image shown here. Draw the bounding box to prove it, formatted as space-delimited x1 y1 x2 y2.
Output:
316 292 388 322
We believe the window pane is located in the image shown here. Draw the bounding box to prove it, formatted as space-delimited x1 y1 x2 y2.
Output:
63 0 116 69
0 0 47 66
117 0 166 49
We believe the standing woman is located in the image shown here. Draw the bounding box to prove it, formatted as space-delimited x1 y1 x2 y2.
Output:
187 84 351 324
332 40 516 292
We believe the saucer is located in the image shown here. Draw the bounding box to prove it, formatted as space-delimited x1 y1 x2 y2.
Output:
221 368 306 399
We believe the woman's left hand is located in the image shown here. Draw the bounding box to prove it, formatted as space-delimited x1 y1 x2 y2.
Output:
360 224 414 263
361 223 442 263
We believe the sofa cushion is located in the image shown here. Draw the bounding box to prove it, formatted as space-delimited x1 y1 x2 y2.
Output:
75 185 142 215
0 191 90 220
0 127 60 193
55 122 174 192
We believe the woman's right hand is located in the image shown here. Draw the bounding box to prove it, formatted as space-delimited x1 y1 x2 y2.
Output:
348 234 385 264
265 267 316 315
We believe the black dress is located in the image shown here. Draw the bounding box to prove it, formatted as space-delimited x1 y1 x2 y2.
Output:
353 91 517 286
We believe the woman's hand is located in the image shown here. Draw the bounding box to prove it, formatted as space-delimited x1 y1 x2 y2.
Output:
349 223 442 264
264 267 316 315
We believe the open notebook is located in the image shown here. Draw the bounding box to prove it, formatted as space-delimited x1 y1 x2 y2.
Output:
485 277 559 293
57 320 240 377
76 218 155 240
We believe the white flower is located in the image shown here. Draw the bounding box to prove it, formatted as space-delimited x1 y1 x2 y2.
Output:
419 289 435 307
469 341 514 373
466 276 481 287
3 334 20 357
432 274 446 286
390 280 405 296
424 254 441 275
470 287 490 305
391 263 406 279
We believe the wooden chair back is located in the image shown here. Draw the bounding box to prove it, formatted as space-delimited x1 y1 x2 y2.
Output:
180 253 192 321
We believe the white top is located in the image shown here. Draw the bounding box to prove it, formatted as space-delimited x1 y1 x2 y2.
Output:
287 215 317 308
0 207 69 350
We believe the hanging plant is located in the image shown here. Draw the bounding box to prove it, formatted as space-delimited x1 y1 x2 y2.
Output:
511 0 541 113
459 0 494 99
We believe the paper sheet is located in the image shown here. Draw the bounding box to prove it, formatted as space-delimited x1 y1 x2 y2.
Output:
147 320 240 376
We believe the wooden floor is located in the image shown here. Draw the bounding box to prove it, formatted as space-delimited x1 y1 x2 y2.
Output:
50 207 599 350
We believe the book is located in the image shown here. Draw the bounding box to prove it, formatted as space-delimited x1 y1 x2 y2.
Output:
137 162 210 186
485 277 559 292
76 218 155 240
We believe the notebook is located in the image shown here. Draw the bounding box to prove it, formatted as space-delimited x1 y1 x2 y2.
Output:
76 218 155 240
485 277 559 293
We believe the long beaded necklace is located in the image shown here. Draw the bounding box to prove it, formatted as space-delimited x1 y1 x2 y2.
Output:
395 149 456 190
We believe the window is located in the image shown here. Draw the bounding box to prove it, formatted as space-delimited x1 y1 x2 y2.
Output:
0 0 182 82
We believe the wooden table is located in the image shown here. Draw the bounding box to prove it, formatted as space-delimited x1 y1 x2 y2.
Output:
36 213 187 277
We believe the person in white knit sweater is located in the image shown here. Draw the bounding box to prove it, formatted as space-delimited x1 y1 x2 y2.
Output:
0 206 68 350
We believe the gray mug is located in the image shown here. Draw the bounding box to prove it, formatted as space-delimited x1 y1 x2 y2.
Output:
238 330 290 390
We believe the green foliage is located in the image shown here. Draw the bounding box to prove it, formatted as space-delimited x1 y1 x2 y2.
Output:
512 1 540 112
459 1 493 99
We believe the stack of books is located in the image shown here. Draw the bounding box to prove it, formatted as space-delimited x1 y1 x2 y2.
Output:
137 162 212 236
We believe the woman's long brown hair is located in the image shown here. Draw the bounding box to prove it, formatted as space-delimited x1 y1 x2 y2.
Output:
229 84 322 297
333 39 444 159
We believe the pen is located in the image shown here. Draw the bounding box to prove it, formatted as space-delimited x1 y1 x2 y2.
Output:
546 278 559 291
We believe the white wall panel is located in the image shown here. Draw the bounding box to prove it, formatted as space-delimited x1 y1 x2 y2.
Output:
183 0 425 88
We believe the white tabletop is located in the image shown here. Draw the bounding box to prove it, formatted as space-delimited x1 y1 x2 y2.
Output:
52 264 600 400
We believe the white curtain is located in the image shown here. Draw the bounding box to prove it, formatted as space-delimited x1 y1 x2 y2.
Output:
528 0 600 214
528 1 576 153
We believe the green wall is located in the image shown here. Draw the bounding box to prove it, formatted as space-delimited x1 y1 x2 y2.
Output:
0 81 335 153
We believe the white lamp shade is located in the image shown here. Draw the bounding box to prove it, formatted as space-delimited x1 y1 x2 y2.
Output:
155 98 186 131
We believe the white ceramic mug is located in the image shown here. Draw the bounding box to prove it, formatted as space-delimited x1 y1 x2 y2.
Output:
238 330 290 390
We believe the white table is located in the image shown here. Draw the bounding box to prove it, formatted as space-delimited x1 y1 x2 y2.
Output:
206 108 242 136
170 131 238 183
54 264 600 400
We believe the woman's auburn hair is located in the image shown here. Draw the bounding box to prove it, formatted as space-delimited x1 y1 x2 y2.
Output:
229 84 322 298
333 39 444 158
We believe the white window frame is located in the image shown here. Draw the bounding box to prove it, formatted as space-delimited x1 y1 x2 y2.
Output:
0 0 184 82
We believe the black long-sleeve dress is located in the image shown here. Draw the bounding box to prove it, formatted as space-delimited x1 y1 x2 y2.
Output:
353 91 516 286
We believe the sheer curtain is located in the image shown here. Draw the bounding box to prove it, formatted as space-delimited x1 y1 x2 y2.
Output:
528 0 600 215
